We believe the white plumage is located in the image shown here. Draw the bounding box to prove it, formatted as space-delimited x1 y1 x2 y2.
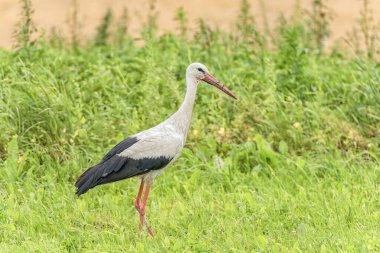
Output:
121 67 199 183
75 62 236 238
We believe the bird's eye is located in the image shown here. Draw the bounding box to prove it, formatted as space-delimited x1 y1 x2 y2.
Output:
197 68 205 73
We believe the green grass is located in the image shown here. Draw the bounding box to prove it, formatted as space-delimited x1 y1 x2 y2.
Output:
0 2 380 252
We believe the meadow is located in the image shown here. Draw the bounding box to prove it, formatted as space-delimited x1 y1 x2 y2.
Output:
0 0 379 252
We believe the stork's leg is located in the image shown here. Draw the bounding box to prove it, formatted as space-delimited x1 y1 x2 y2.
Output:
134 179 145 232
140 184 155 238
134 179 145 209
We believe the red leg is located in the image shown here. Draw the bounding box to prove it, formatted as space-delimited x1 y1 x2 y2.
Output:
134 179 145 210
140 184 155 238
134 179 145 233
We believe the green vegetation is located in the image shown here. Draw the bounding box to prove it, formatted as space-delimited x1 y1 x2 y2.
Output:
0 0 379 252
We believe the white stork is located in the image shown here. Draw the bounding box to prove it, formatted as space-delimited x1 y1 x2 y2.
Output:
75 62 236 237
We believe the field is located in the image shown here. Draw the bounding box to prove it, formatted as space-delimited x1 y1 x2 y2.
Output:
0 1 380 252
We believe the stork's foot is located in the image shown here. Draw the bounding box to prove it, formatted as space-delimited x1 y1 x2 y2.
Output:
134 180 154 238
135 206 155 238
140 212 155 238
135 202 154 237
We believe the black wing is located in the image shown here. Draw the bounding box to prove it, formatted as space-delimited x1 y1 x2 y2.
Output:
75 135 172 195
75 155 172 195
75 136 138 195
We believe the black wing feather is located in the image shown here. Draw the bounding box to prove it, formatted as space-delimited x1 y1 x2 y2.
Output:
101 136 139 163
75 156 172 195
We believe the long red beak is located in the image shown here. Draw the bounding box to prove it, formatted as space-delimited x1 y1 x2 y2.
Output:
202 73 237 100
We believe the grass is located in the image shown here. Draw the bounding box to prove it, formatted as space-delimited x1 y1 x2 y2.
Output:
0 0 380 252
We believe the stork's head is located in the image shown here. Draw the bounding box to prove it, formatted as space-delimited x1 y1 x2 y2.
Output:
186 62 237 99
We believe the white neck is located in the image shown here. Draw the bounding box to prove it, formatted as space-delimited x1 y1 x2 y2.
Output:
167 74 198 136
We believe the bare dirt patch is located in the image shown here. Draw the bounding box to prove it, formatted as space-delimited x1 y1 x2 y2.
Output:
0 0 379 48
